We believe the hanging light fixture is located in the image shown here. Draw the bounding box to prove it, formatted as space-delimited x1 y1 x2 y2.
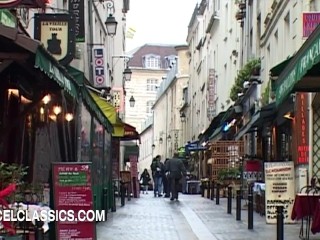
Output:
42 94 51 105
123 67 132 81
53 105 62 115
167 134 171 142
65 113 74 122
105 14 118 36
180 112 186 122
129 95 135 107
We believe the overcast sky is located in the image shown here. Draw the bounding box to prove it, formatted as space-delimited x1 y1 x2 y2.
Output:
126 0 199 51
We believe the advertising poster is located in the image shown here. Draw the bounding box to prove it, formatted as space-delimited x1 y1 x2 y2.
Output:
264 161 295 224
303 12 320 38
52 162 95 240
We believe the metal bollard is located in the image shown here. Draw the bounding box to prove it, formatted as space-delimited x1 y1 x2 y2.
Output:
207 181 211 199
210 180 214 200
236 190 241 221
127 184 131 201
227 186 232 214
201 182 205 197
276 206 284 240
248 192 254 229
120 182 125 206
103 187 108 220
111 182 116 212
216 183 220 205
35 220 44 240
133 177 137 198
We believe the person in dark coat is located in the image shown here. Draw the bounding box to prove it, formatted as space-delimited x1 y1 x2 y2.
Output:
162 158 170 198
150 155 163 197
165 153 187 201
140 168 151 194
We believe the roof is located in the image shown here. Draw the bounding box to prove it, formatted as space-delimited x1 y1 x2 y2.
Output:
128 44 177 68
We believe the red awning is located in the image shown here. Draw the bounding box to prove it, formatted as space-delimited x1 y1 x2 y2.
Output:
121 123 140 142
0 0 47 8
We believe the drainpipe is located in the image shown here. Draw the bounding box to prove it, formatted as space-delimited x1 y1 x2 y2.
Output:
76 92 82 162
165 92 168 158
88 0 94 85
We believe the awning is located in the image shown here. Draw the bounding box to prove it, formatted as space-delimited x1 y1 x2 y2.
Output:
122 123 140 141
234 103 276 140
0 24 79 100
208 106 234 141
276 24 320 106
0 0 47 8
269 57 293 78
88 90 124 137
66 66 114 133
199 111 226 144
185 140 207 153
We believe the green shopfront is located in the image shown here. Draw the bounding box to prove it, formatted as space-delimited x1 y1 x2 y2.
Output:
275 23 320 186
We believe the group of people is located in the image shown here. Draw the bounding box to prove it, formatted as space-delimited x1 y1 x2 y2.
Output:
140 153 186 201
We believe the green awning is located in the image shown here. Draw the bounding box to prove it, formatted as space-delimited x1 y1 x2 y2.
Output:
269 57 293 77
66 66 113 133
35 48 78 99
276 24 320 106
208 106 234 141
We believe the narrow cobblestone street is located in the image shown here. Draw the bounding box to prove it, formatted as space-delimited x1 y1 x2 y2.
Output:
97 193 318 240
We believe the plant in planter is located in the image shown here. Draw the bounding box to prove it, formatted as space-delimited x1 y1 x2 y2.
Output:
229 58 261 101
0 162 28 239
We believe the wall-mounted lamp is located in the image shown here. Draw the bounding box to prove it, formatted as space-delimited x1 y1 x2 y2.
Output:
152 144 155 150
159 137 163 144
167 134 171 142
283 112 294 120
129 95 135 107
105 1 117 36
123 66 132 81
180 112 186 122
42 94 51 105
53 105 62 115
65 113 74 122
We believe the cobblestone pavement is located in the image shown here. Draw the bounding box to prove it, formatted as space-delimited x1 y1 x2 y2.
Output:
97 192 319 240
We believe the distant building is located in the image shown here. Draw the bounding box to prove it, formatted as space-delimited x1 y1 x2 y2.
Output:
125 44 177 133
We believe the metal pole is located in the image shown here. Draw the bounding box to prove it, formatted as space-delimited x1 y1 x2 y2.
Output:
216 183 220 205
120 181 125 206
111 180 116 212
236 190 241 221
276 206 284 240
103 187 108 220
248 184 253 230
227 186 232 214
35 220 44 240
210 180 214 200
201 182 205 197
207 180 211 199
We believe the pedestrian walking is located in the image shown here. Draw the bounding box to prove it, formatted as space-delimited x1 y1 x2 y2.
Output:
140 168 151 194
150 155 163 197
165 152 187 201
163 158 170 198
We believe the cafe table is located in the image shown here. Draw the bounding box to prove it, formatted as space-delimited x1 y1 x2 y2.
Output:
291 193 320 240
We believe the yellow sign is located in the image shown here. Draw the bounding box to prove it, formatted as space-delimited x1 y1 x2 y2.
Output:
40 21 68 61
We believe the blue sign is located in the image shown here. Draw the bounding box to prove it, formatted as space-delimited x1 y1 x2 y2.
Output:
185 141 207 153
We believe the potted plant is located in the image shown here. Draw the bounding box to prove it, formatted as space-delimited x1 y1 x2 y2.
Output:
0 162 28 239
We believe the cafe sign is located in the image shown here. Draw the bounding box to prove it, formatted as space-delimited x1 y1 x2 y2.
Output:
68 0 85 42
34 14 76 65
276 29 320 106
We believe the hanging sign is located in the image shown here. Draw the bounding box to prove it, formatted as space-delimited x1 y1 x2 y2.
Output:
264 162 295 224
92 46 109 88
303 12 320 38
68 0 85 42
34 13 76 65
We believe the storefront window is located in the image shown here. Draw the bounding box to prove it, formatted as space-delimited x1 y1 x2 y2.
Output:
81 103 91 162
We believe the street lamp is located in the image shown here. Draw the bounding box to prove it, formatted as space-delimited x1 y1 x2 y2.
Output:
129 95 135 107
167 134 171 142
123 66 132 81
180 112 186 122
105 14 118 36
159 137 163 144
152 144 155 150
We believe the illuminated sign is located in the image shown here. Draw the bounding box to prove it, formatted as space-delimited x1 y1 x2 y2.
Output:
92 46 109 88
296 93 309 164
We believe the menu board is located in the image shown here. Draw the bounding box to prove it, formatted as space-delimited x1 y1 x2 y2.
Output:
264 161 295 224
52 162 95 240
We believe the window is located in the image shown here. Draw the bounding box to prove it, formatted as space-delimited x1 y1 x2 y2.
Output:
144 54 161 69
164 55 177 69
146 79 158 92
146 101 154 114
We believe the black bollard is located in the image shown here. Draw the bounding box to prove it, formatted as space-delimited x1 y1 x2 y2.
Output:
201 182 205 197
207 181 211 199
210 180 214 200
35 220 44 240
248 192 254 229
216 183 220 205
276 206 284 240
103 187 108 220
111 182 116 212
133 177 137 198
127 184 131 201
227 186 232 214
236 190 241 221
120 182 125 206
